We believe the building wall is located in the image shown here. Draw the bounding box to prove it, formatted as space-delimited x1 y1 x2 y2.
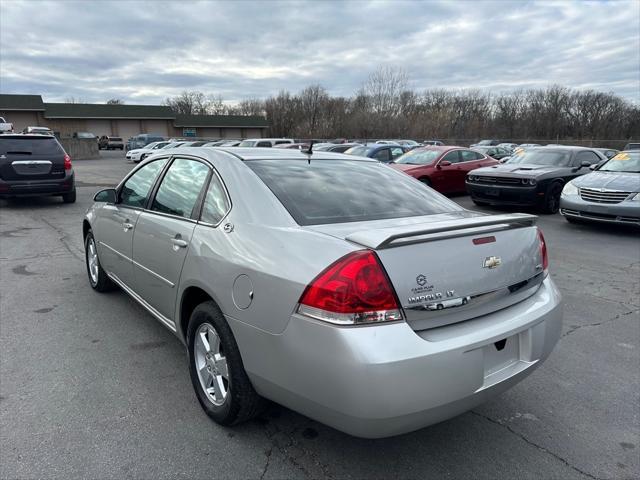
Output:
0 110 266 139
84 119 114 137
170 126 265 139
0 111 40 132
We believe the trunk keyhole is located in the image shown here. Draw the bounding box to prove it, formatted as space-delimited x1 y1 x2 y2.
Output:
494 339 507 351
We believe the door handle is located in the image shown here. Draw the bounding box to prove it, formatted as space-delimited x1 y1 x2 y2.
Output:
171 237 188 250
122 222 134 232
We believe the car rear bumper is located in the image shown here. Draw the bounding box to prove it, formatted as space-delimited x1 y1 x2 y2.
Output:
228 277 563 438
560 195 640 225
0 171 75 197
466 181 543 206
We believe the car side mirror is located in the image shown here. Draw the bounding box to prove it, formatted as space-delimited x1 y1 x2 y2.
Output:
589 164 598 170
94 188 116 203
500 157 510 163
438 160 452 168
581 161 591 168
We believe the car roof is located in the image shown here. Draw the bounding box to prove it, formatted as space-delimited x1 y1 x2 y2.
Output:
0 134 58 140
159 146 378 162
538 145 597 151
412 145 461 152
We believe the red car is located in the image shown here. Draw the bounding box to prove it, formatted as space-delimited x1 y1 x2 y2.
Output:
390 146 498 193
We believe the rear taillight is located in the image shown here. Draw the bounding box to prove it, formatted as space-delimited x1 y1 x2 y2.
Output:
64 154 72 170
537 228 549 273
297 250 403 325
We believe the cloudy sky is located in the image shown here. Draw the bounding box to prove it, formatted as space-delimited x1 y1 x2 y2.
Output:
1 0 638 105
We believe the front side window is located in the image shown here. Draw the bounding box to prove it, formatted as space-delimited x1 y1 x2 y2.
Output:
246 160 461 226
200 173 231 224
442 151 460 163
120 158 168 208
256 141 272 148
575 151 601 166
151 158 210 218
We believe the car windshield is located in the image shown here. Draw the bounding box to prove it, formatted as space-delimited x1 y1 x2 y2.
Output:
239 140 257 147
394 149 441 165
0 137 64 155
152 142 169 149
111 137 122 141
246 159 460 225
506 149 571 166
477 140 493 146
598 152 640 173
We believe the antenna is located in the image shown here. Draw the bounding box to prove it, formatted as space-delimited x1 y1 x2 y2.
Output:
303 140 315 164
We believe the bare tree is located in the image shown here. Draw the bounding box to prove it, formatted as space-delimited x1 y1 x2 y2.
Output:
163 91 210 115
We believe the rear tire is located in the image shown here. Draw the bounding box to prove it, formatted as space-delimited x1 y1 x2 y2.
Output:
62 189 76 204
419 177 432 187
84 231 115 292
187 301 264 426
542 183 562 214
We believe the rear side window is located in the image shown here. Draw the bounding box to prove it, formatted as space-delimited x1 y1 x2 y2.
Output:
246 160 460 226
0 137 64 155
460 150 483 161
120 158 167 208
373 148 391 162
151 158 210 218
200 173 230 224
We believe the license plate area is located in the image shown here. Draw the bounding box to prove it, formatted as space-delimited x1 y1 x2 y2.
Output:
483 335 519 377
12 160 52 176
485 188 500 197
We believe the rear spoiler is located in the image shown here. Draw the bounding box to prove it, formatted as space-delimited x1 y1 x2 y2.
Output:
346 213 538 250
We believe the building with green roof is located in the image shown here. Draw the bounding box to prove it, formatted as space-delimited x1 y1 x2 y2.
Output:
0 94 268 140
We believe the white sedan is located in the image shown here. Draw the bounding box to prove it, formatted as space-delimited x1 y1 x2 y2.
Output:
125 141 170 162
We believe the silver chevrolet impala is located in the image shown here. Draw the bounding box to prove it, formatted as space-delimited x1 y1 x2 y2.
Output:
83 147 563 438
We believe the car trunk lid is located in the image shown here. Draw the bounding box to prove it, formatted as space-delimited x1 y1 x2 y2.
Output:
309 212 544 331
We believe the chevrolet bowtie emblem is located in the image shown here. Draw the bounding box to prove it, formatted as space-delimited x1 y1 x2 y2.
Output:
483 256 502 269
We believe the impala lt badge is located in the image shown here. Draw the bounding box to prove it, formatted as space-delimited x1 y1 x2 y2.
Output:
483 256 502 269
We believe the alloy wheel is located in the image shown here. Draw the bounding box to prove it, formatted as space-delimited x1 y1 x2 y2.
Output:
194 323 229 406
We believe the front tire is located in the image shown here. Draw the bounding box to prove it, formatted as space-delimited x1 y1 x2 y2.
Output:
542 183 562 214
187 301 263 426
84 231 115 292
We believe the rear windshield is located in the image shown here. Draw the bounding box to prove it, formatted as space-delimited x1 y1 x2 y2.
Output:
507 149 571 166
0 137 64 155
110 137 123 141
246 160 460 225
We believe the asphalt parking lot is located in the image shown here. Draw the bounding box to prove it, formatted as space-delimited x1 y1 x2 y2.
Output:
1 150 639 480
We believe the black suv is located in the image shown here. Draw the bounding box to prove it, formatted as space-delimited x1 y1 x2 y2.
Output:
0 134 76 203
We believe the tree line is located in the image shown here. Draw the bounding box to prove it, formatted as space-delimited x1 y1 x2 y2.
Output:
160 67 639 145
